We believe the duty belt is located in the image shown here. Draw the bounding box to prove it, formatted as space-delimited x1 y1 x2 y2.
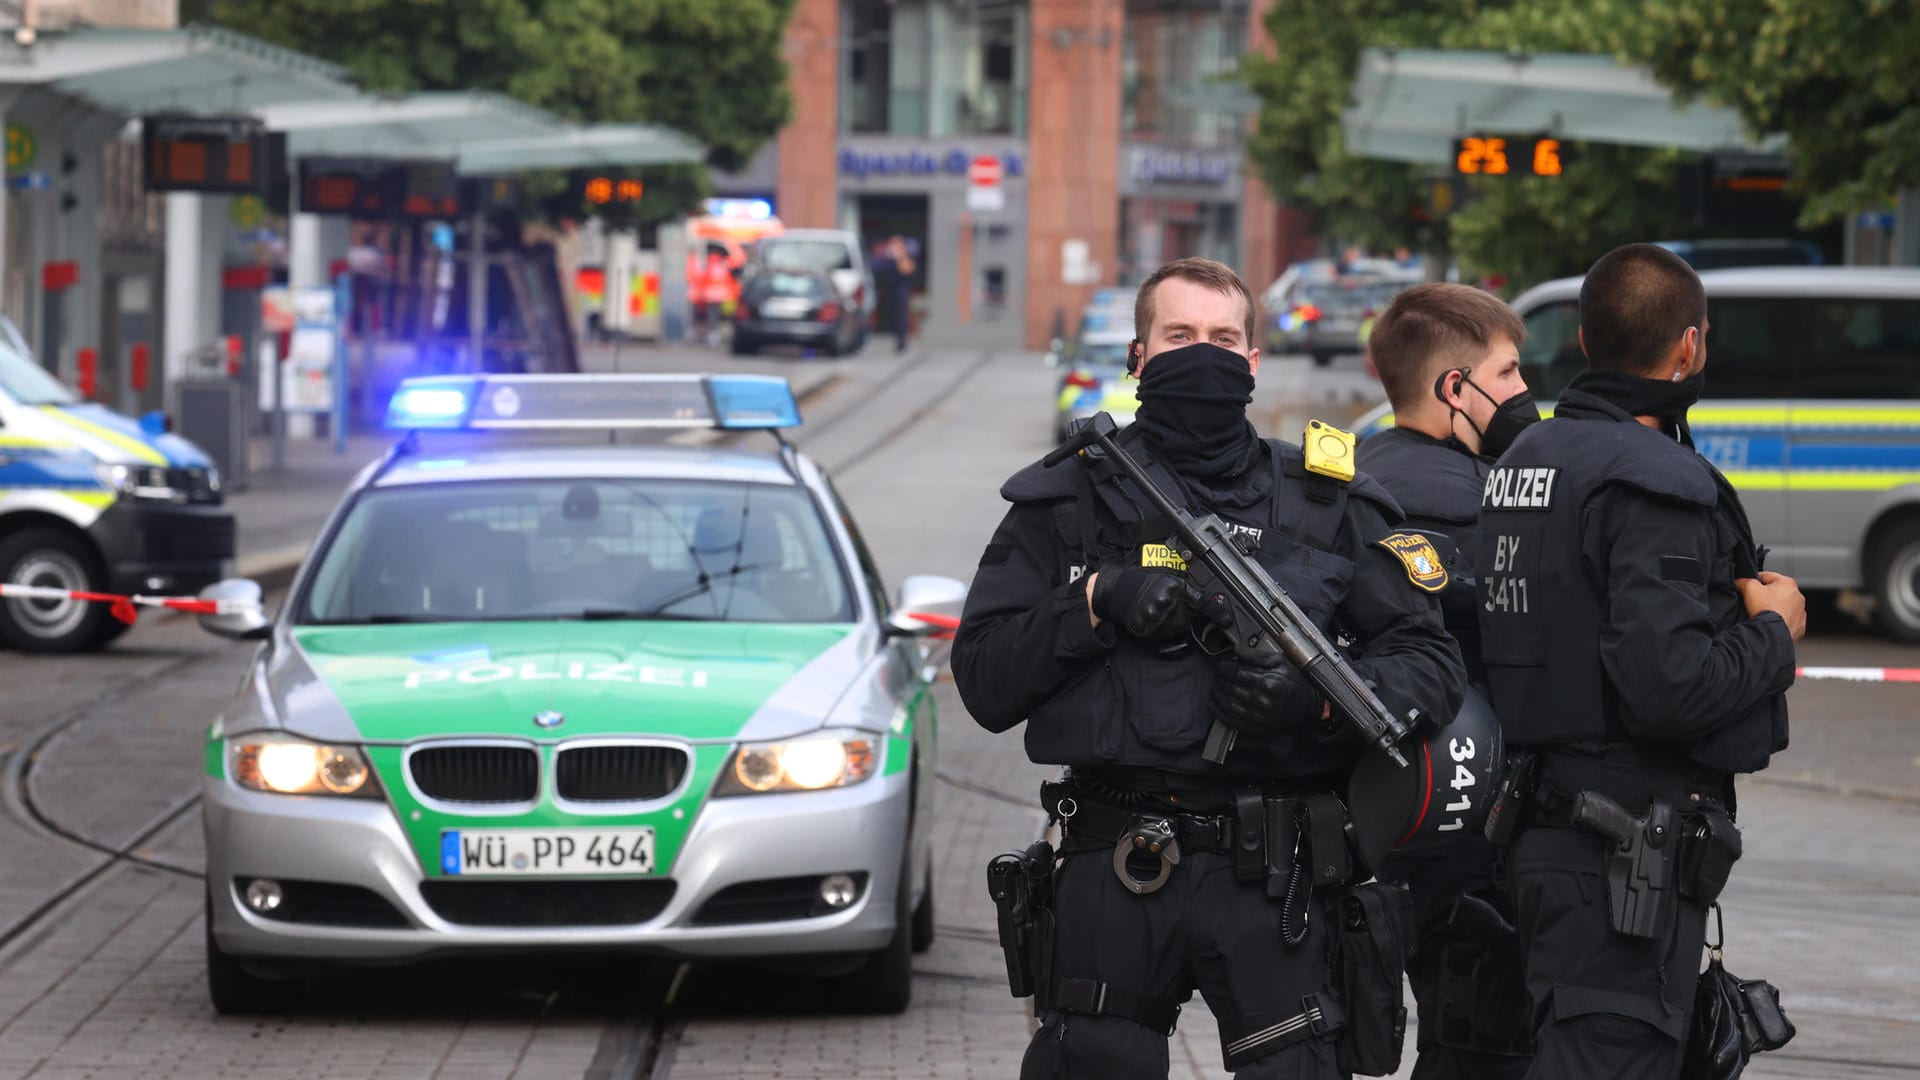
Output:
1042 781 1236 855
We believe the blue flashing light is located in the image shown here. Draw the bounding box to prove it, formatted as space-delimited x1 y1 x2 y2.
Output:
386 379 476 430
709 375 801 430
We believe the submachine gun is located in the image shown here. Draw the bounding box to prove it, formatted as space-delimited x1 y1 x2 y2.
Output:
1044 413 1419 767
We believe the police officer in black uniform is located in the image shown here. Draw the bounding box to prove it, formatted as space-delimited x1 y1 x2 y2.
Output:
954 257 1465 1079
1475 243 1803 1079
1356 283 1538 1080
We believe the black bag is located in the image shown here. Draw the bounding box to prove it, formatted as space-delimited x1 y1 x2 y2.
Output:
1332 883 1413 1077
1683 904 1797 1080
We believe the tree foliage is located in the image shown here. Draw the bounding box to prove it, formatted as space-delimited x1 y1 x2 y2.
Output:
1244 0 1743 286
205 0 795 225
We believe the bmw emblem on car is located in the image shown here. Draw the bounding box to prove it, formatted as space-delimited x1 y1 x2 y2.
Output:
534 710 565 729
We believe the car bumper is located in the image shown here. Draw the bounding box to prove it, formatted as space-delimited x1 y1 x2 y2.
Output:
88 499 234 595
203 767 910 966
735 318 839 345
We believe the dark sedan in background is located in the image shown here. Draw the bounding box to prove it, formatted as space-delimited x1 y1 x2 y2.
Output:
732 270 864 357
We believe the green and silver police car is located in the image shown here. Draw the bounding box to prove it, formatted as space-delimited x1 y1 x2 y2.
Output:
195 373 963 1015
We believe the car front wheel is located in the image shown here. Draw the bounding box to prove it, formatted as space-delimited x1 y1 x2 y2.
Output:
205 905 305 1015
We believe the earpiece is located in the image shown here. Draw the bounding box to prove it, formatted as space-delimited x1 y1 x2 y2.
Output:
1126 340 1142 376
1432 366 1468 406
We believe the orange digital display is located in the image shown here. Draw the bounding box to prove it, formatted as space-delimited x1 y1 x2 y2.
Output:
142 115 277 194
300 158 461 220
582 175 645 206
1453 136 1566 178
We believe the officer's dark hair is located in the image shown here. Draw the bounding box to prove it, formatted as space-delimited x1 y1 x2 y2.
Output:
1134 257 1257 346
1578 243 1708 374
1368 283 1526 410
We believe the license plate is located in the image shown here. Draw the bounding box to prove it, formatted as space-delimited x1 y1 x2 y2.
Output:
761 298 811 318
439 827 656 876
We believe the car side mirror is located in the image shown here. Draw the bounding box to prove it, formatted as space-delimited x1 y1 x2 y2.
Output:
884 575 968 637
196 578 271 641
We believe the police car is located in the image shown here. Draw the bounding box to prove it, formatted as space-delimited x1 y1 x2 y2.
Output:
195 373 964 1015
0 322 231 652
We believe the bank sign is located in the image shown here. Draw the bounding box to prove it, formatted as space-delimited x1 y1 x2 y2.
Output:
839 146 1026 182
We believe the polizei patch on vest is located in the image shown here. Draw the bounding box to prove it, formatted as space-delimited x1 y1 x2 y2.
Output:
1376 533 1449 592
1482 466 1560 511
1140 543 1189 571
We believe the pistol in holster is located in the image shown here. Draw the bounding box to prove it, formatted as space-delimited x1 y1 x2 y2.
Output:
1570 792 1678 940
986 840 1056 999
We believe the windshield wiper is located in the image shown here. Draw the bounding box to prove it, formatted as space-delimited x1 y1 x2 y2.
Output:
578 608 719 622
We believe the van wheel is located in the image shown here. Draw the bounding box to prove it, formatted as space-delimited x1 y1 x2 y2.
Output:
1869 519 1920 642
1310 349 1336 368
910 859 935 953
0 528 114 653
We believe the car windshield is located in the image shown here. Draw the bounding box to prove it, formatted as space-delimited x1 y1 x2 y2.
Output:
300 478 854 625
761 240 854 273
753 271 828 298
0 336 75 405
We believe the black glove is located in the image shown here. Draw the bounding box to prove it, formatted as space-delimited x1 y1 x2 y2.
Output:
1210 659 1326 737
1088 564 1196 641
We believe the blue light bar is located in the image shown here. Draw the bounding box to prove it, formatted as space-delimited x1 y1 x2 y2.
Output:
708 375 802 429
386 378 478 429
382 374 801 434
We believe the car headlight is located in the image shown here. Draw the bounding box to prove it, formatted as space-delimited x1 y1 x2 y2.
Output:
95 463 183 502
230 739 383 797
714 733 879 796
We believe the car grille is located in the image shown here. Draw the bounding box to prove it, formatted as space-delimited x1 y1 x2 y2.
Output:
554 744 688 803
409 744 540 804
237 878 410 928
418 880 677 927
143 514 235 562
690 873 869 926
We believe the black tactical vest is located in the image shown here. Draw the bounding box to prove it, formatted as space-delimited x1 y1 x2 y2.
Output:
1355 427 1487 676
1476 415 1717 747
1001 429 1392 780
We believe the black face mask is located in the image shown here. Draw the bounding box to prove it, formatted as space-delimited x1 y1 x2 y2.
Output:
1133 342 1258 477
1436 368 1541 459
1570 368 1706 438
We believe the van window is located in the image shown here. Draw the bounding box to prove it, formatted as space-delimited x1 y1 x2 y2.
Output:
1517 300 1584 400
1701 298 1797 400
1798 299 1920 399
0 339 75 405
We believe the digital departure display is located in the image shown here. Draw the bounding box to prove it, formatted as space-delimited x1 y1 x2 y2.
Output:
1452 136 1566 178
142 115 282 195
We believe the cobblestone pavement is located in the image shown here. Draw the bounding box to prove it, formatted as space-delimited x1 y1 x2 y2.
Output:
0 343 1914 1078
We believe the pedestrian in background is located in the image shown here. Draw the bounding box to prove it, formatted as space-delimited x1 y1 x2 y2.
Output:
1476 243 1801 1079
876 235 915 352
1357 283 1539 1079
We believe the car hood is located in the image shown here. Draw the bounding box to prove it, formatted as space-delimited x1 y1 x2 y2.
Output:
275 621 858 744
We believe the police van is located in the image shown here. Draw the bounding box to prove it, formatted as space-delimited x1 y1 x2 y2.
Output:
1355 267 1920 641
0 323 232 651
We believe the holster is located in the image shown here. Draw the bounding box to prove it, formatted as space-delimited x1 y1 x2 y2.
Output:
985 840 1056 999
1569 793 1680 941
1332 882 1414 1076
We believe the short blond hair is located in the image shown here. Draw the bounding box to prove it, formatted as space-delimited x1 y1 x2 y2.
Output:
1134 257 1257 345
1369 283 1526 410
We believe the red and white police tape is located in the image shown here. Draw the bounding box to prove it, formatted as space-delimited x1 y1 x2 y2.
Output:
1795 666 1920 683
0 583 259 625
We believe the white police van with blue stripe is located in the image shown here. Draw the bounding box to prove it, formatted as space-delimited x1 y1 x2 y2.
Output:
0 326 232 651
1356 267 1920 641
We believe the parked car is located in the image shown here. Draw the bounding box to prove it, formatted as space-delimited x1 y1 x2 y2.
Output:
1271 276 1417 366
733 269 865 357
1052 330 1137 441
1353 266 1920 641
751 230 876 345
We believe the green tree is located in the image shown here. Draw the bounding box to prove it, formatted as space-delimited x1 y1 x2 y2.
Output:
1244 0 1701 288
205 0 795 226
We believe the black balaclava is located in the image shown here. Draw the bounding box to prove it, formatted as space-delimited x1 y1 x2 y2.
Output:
1436 367 1541 458
1133 342 1258 477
